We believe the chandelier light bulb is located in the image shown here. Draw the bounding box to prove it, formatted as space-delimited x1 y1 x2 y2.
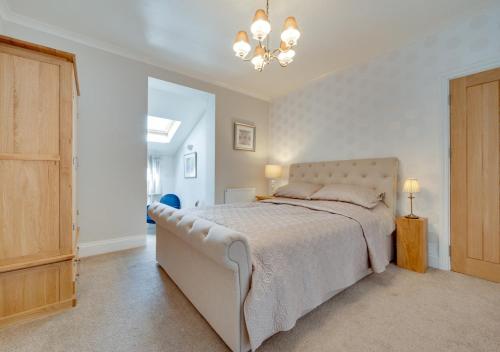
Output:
251 46 266 71
250 9 271 41
278 41 295 66
280 16 301 47
232 31 251 58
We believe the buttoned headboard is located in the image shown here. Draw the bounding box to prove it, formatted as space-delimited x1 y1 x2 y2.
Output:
289 157 399 217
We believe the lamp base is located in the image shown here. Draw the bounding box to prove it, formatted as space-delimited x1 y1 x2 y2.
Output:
405 214 420 219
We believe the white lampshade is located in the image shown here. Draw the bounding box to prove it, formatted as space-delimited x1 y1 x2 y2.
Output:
232 31 251 58
277 41 295 66
280 16 300 47
250 9 271 41
403 178 420 193
265 164 283 179
251 46 266 71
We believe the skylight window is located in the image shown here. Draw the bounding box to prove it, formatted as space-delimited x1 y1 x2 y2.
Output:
147 116 181 143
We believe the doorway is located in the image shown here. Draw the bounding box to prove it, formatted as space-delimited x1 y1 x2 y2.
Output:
450 67 500 282
146 77 216 233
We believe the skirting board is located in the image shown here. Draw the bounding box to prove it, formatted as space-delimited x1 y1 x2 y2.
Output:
78 235 147 257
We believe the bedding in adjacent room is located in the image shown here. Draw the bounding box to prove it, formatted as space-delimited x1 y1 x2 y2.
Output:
187 197 394 350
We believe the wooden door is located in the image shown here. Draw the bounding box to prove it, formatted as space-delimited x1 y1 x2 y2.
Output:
0 43 74 269
450 67 500 282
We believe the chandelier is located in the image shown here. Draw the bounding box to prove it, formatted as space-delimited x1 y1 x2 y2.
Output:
232 0 301 71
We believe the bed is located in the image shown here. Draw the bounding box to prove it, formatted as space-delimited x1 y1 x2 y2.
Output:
148 157 398 352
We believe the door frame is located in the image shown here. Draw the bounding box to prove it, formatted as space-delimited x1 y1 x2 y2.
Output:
440 58 500 271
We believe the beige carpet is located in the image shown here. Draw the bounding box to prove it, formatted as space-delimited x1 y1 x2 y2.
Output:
1 235 499 352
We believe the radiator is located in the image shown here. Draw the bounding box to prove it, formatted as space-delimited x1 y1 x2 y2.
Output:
224 188 256 204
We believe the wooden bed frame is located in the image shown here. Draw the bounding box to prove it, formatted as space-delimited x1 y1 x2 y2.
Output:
148 157 399 352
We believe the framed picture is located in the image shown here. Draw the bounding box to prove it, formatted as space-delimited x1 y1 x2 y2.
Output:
184 152 197 178
233 122 256 151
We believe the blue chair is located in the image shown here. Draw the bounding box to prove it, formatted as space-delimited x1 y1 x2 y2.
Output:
159 194 181 209
147 194 181 224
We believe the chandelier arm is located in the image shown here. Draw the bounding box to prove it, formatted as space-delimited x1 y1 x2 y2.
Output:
265 0 270 51
264 52 271 65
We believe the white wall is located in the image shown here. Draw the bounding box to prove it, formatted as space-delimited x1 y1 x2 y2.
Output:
158 155 175 195
214 90 268 204
173 106 214 208
0 20 269 249
269 7 500 269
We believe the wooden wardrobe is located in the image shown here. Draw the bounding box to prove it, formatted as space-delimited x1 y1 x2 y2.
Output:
0 35 79 326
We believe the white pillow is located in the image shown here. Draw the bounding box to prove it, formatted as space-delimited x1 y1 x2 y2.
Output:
310 183 384 208
273 182 323 200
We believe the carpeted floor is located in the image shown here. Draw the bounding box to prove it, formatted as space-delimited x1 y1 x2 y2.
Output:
1 235 499 352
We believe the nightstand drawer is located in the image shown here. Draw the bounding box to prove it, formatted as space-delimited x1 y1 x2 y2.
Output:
396 217 427 273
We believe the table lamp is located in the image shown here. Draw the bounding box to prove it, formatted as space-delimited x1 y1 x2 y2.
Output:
403 178 420 219
265 164 283 194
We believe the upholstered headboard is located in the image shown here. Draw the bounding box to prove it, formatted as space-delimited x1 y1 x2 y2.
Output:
289 157 399 217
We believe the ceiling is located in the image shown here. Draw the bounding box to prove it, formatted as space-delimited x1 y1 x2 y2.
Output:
147 78 212 156
2 0 499 100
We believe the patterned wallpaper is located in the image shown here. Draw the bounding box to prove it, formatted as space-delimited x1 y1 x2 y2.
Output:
268 6 500 268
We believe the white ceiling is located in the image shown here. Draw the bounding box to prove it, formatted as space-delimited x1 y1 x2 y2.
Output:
147 78 212 156
2 0 499 100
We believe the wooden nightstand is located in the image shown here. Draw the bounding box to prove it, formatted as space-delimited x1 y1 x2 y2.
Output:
396 217 428 273
255 195 274 201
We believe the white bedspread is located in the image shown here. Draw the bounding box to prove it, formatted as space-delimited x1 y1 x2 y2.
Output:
188 198 394 350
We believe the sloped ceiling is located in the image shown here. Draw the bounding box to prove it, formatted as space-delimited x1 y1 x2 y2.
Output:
147 78 211 156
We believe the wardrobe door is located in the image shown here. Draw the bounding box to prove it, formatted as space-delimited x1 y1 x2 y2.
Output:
0 260 74 323
0 45 73 268
450 67 500 282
